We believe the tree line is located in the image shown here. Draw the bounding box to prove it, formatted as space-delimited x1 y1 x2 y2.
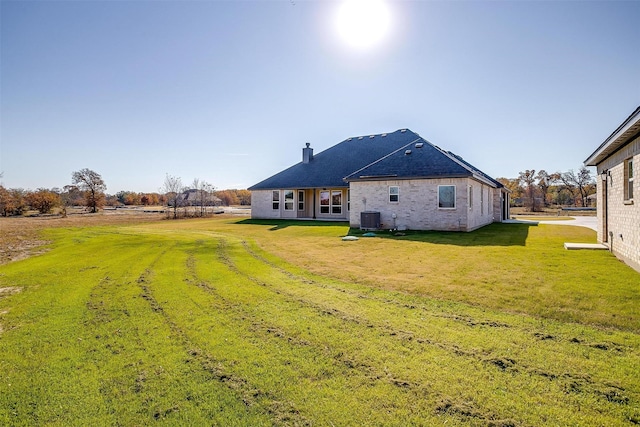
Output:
497 166 595 212
0 169 251 218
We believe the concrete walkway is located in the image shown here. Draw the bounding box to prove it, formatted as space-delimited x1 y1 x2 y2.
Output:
504 216 598 231
504 216 607 250
564 242 608 250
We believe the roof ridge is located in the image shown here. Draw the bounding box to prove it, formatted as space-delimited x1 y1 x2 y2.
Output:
345 136 423 179
345 128 411 140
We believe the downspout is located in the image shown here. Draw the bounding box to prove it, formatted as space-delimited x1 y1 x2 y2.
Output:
602 169 611 250
605 176 610 249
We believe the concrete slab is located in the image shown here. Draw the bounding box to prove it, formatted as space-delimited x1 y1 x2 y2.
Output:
564 243 608 250
506 216 597 231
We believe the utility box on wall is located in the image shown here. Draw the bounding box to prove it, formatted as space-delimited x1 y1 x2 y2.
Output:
360 211 381 230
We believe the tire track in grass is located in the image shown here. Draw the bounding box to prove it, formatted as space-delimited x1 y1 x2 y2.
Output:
169 244 465 425
83 238 273 426
137 245 313 427
183 238 538 425
206 235 639 426
241 241 633 348
239 238 640 380
82 241 196 423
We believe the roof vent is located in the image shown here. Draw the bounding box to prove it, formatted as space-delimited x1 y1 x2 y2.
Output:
405 149 412 155
401 129 407 133
358 136 364 140
369 135 375 139
415 142 424 148
347 137 352 141
382 133 387 137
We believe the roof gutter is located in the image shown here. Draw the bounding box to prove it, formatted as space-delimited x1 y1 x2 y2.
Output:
585 106 640 166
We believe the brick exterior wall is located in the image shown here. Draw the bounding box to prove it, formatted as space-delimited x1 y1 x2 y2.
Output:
253 181 503 231
251 190 283 219
349 178 499 231
595 134 640 271
251 189 349 220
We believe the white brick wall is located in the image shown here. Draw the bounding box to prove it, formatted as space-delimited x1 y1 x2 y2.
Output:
251 189 349 220
251 190 281 219
595 134 640 271
349 178 498 231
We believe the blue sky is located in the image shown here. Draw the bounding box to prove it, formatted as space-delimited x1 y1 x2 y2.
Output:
1 0 639 193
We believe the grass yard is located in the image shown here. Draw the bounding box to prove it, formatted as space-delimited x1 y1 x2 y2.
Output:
0 217 638 426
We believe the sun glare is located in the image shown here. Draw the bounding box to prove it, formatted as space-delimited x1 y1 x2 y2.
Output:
336 0 391 50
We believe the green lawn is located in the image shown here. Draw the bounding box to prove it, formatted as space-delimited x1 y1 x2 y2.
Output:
0 218 638 426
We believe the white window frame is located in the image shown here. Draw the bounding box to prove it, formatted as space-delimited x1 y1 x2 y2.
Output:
284 190 294 211
468 185 473 210
320 191 330 214
331 190 342 214
438 185 456 209
480 185 484 215
625 158 634 201
389 186 399 203
272 190 280 210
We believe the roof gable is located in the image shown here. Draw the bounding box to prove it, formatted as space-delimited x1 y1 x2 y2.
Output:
343 138 469 181
248 129 421 190
345 138 502 188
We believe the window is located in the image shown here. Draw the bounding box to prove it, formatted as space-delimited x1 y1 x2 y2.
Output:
284 190 294 210
468 186 473 210
272 190 280 210
625 158 634 200
320 190 343 214
320 191 330 214
389 186 399 203
298 190 305 211
332 190 342 214
438 185 456 209
347 189 350 211
480 186 484 214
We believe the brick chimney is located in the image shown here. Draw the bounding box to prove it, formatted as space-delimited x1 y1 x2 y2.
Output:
303 142 313 163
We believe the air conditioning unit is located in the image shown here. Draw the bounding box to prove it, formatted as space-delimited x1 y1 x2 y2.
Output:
360 211 381 230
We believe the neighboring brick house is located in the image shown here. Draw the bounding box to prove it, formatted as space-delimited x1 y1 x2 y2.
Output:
585 106 640 271
249 129 510 231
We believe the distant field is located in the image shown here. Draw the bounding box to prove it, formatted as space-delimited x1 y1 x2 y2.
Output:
0 217 638 426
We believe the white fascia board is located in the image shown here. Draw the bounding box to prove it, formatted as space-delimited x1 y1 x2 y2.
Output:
585 107 640 166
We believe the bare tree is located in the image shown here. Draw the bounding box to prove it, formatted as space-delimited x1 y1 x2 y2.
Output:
163 174 183 219
561 167 594 207
59 185 83 217
191 178 200 217
204 181 216 215
191 178 211 217
535 170 553 207
518 169 538 211
72 168 106 213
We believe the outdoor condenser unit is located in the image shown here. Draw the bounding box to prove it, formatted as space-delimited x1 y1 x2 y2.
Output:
360 211 381 230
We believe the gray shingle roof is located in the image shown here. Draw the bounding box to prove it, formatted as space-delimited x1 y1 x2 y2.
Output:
344 139 471 181
248 129 421 190
249 129 503 190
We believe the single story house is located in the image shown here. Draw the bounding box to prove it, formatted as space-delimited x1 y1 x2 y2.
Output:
585 105 640 271
249 129 510 231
